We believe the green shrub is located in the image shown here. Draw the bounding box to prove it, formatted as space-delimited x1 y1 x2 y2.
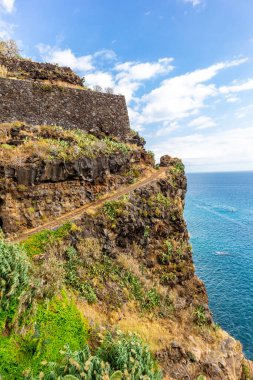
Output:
0 335 20 379
104 137 131 155
102 198 128 223
144 225 150 237
64 246 97 304
97 331 162 379
25 331 162 380
156 192 170 208
241 363 251 380
0 293 89 379
0 241 30 329
20 293 88 375
32 252 65 299
22 222 74 256
170 160 184 175
141 288 161 311
0 125 133 166
194 306 208 327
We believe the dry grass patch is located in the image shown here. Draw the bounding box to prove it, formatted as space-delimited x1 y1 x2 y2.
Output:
0 65 8 78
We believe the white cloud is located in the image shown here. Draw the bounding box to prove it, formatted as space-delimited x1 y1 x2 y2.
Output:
94 49 117 61
115 80 141 103
155 121 180 136
113 58 174 103
236 104 253 119
0 18 15 39
139 59 247 125
183 0 203 7
85 71 115 88
151 126 253 172
115 58 174 81
37 44 94 72
225 95 239 103
220 79 253 94
188 116 217 130
0 0 15 13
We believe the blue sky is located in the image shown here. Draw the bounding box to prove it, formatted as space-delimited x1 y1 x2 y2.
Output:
1 0 253 172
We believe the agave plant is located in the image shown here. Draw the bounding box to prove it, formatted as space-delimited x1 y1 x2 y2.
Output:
24 331 162 380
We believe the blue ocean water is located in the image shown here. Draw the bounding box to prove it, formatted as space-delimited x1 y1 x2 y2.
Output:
185 171 253 359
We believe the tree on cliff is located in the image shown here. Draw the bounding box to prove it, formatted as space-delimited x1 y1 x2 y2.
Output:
0 39 20 59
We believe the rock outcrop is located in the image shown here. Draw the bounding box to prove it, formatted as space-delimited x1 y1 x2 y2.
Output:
0 123 153 234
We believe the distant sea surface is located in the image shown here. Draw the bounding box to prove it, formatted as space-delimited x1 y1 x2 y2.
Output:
185 171 253 359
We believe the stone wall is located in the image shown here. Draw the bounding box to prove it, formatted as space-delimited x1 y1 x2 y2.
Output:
0 77 131 141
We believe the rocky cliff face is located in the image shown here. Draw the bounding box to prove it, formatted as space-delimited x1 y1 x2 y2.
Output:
59 158 245 380
1 156 247 379
0 123 153 234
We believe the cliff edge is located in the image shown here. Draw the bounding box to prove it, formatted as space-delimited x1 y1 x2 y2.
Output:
0 55 252 380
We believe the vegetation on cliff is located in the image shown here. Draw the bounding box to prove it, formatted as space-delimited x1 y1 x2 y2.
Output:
0 123 134 166
1 157 241 380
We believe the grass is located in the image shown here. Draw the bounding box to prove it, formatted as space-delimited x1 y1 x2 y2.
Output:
0 124 134 166
21 222 75 257
194 306 208 327
24 331 162 380
65 247 171 316
169 160 185 175
102 197 129 226
0 292 89 379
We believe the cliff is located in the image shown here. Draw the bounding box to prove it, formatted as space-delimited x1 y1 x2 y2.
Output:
0 57 252 380
0 122 150 235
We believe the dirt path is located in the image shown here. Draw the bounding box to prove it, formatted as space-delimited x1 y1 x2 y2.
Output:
11 167 168 243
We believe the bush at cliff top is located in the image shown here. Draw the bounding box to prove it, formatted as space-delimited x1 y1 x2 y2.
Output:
0 241 30 329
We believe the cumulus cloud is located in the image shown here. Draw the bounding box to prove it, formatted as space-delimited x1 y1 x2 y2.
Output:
0 0 15 13
155 121 180 136
188 116 217 130
112 58 174 103
115 58 174 81
93 49 117 61
85 71 115 88
151 126 253 172
236 104 253 119
37 44 94 72
183 0 203 7
0 21 12 38
220 79 253 94
0 18 15 39
139 59 247 125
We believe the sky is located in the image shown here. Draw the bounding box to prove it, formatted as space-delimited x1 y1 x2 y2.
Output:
0 0 253 172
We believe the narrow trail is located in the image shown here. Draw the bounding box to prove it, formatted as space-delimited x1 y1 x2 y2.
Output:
11 167 168 243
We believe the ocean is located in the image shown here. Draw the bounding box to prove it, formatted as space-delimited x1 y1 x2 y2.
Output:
185 171 253 359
